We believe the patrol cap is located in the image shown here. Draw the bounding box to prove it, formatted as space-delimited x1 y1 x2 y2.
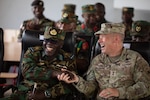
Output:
44 26 66 41
82 4 96 14
131 20 150 36
31 0 44 7
60 13 78 23
122 7 134 13
62 4 76 14
95 23 125 35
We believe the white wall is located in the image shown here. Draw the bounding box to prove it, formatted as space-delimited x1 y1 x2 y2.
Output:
0 0 150 29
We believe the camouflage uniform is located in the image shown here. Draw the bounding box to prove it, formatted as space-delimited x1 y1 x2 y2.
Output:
2 27 81 100
76 5 99 36
121 7 134 41
73 23 150 100
18 0 55 40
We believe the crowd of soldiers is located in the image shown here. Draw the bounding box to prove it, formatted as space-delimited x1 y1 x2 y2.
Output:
1 0 150 100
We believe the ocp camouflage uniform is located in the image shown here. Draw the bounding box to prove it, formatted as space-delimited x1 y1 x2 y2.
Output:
74 47 150 100
74 23 150 100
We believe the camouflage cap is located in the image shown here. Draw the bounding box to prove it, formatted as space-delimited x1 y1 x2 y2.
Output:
31 0 44 6
44 26 66 41
60 13 78 23
131 20 150 36
95 23 125 35
62 4 76 14
82 4 96 14
122 7 134 13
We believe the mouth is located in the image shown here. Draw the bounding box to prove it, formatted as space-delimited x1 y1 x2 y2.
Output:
100 44 105 49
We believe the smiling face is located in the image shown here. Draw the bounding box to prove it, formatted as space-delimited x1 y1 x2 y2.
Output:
32 5 44 18
97 33 124 56
43 39 63 57
98 34 114 55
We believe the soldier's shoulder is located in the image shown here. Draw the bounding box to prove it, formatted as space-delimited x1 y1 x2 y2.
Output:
27 46 43 53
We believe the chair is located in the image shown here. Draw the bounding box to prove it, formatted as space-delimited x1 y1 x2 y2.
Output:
0 28 18 97
17 29 44 86
124 41 150 65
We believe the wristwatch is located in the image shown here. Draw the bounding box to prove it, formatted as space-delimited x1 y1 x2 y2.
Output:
44 90 51 98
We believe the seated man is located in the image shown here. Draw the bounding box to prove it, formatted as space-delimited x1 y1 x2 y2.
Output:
58 23 150 100
1 26 84 100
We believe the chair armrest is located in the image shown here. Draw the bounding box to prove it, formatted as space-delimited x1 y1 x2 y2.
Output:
0 72 18 78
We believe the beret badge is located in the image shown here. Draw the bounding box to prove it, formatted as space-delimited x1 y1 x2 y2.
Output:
89 6 93 11
62 13 68 18
50 29 57 36
135 26 141 32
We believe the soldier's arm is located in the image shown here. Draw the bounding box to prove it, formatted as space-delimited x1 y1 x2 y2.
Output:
73 67 98 98
117 55 150 99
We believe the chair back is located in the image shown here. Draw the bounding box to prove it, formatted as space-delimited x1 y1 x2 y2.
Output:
0 28 4 72
124 42 150 65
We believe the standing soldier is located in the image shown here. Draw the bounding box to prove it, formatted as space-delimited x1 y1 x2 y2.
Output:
121 7 134 41
55 4 79 32
76 4 99 36
17 0 55 41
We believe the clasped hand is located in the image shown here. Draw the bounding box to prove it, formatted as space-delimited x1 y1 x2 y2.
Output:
57 69 79 84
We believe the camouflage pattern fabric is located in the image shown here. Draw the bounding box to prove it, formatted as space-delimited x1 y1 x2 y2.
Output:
2 46 78 100
18 17 55 39
74 48 150 100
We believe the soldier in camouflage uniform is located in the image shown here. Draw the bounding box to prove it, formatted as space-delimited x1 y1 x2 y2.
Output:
17 0 55 41
55 4 79 32
121 7 134 41
58 23 150 100
76 4 99 36
131 20 150 42
1 26 85 100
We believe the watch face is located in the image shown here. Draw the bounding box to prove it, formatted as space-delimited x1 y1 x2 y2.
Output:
45 90 51 98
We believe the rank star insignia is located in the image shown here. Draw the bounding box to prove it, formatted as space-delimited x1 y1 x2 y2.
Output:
50 29 57 35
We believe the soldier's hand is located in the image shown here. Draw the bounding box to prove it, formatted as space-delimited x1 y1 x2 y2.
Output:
57 69 79 84
99 88 119 98
27 90 46 100
51 69 74 80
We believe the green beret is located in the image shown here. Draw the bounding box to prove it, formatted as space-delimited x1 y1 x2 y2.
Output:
95 23 125 35
122 7 134 13
31 0 44 6
131 20 150 36
62 4 76 14
44 26 66 41
82 4 96 14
